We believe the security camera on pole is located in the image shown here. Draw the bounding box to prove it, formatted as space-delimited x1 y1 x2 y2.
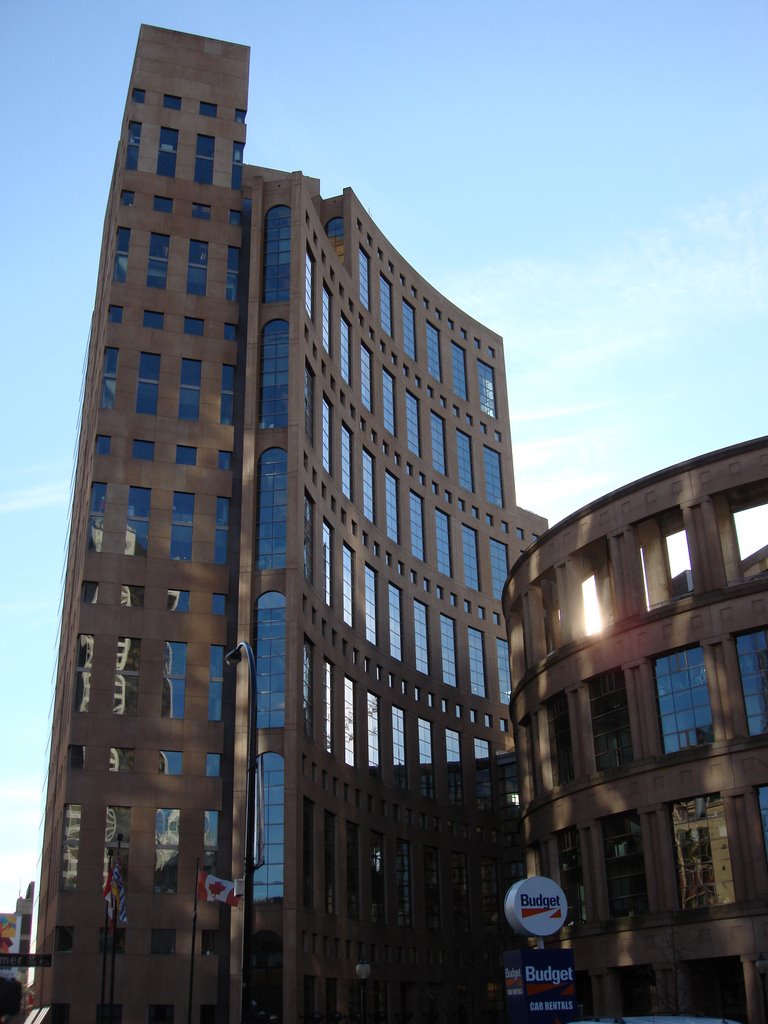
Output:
502 877 577 1024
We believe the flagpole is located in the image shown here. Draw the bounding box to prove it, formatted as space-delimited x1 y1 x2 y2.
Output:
108 834 123 1024
188 857 200 1024
100 848 113 1022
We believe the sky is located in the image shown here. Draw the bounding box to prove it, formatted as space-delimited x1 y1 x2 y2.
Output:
0 0 766 915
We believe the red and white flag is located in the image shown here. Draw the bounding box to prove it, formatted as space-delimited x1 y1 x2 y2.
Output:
197 869 240 906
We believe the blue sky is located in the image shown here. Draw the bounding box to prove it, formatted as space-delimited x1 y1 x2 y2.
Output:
0 0 766 913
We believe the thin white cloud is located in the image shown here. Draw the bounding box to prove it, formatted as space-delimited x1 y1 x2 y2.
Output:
0 481 69 514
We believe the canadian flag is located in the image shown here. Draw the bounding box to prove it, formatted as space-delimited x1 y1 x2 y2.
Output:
197 869 241 906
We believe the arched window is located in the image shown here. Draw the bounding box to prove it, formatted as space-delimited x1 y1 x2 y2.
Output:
256 448 287 570
259 320 289 428
325 216 344 259
263 205 291 302
254 595 285 729
253 755 285 903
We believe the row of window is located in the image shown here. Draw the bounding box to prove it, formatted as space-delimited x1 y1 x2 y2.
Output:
82 581 226 615
100 346 234 425
69 743 221 778
108 301 238 340
113 226 240 299
126 121 244 188
96 436 232 471
556 788 765 923
74 636 225 720
120 188 243 227
543 629 768 789
130 85 246 123
88 484 229 562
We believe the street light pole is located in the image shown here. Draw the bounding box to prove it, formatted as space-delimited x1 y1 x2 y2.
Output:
355 960 371 1024
225 641 259 1024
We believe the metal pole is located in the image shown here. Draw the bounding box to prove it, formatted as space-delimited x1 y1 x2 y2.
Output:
188 856 200 1024
100 849 113 1022
108 835 122 1024
226 641 259 1024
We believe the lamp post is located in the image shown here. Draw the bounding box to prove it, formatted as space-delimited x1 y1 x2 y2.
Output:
757 955 768 1024
225 641 259 1024
355 960 371 1024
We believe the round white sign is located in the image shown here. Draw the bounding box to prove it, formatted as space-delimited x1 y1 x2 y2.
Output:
503 876 568 937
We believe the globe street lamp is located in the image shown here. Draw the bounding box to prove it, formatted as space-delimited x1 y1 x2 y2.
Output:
355 960 371 1024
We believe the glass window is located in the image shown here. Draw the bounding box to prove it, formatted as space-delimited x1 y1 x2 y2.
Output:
199 100 217 117
170 492 194 560
736 628 768 734
367 692 380 777
255 593 286 729
385 471 399 542
414 600 429 674
109 747 134 772
451 343 467 399
75 634 93 711
114 637 140 714
477 360 497 417
147 233 169 289
654 646 712 753
256 449 287 570
151 929 176 955
100 346 118 409
426 322 441 381
360 345 372 411
215 497 229 565
186 240 208 295
558 827 586 924
231 141 244 189
410 491 425 561
175 445 196 465
153 195 172 213
158 751 182 775
226 246 239 300
61 804 81 889
418 718 434 798
547 693 573 785
120 584 144 608
212 593 226 615
474 737 492 810
322 398 333 474
206 753 221 777
590 670 633 770
402 300 416 359
126 121 141 170
192 202 211 220
259 320 289 428
358 248 370 309
497 638 512 703
88 484 106 553
339 315 351 384
435 510 452 576
208 646 223 721
405 392 420 456
132 439 154 461
303 495 314 583
461 525 480 590
229 209 241 225
143 310 164 329
602 811 648 917
340 423 352 498
224 322 237 341
157 127 178 177
304 249 314 317
179 359 201 420
671 793 733 908
108 305 123 323
321 286 331 351
325 216 344 258
154 808 180 892
388 584 402 661
424 846 441 928
263 205 291 302
163 94 181 109
468 627 486 698
114 227 130 283
132 87 145 102
342 544 354 627
194 135 214 184
489 538 508 600
184 316 204 336
456 431 474 492
302 638 314 736
167 590 190 611
304 363 314 442
121 188 135 206
126 486 150 556
220 365 234 425
322 521 333 607
362 449 375 522
483 446 504 506
440 615 457 688
382 369 396 434
380 275 392 335
162 642 187 719
218 450 232 470
395 839 411 926
136 352 160 414
235 108 246 123
364 565 378 644
392 706 407 788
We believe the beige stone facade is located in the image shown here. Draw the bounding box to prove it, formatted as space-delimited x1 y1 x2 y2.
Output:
35 26 547 1024
504 436 768 1022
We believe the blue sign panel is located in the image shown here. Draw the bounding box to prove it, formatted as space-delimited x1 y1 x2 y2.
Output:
503 949 577 1024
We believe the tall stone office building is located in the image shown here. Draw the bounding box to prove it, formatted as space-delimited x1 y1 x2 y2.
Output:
35 25 547 1024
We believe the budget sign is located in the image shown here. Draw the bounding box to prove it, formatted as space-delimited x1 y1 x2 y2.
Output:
503 949 577 1024
504 876 568 938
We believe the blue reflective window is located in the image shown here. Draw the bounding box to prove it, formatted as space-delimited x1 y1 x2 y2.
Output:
218 451 232 470
132 439 154 461
136 352 160 415
430 413 446 475
380 275 392 335
214 497 229 565
194 135 214 185
414 601 429 674
426 322 441 381
477 360 497 417
147 233 169 289
402 300 416 360
163 94 181 110
199 101 217 117
483 446 504 507
143 310 164 329
178 359 201 421
186 240 208 296
456 431 474 492
153 195 172 213
254 594 286 729
256 448 287 570
231 141 244 189
359 248 370 309
131 88 145 103
440 615 457 688
127 486 151 556
108 305 123 323
340 424 352 499
382 369 395 434
114 227 130 283
220 366 234 426
259 320 289 428
405 392 420 456
360 345 372 411
461 525 479 590
184 317 204 336
489 538 508 600
737 629 768 735
101 348 118 409
235 109 246 124
170 492 194 560
434 510 452 576
226 246 239 300
654 646 712 753
157 127 178 177
252 752 285 902
126 122 141 170
339 316 351 384
385 472 399 543
175 445 196 466
468 628 486 697
192 203 211 220
263 205 291 302
96 435 111 456
409 492 425 561
451 343 467 400
362 450 375 522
